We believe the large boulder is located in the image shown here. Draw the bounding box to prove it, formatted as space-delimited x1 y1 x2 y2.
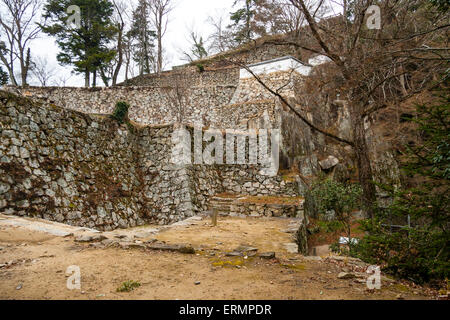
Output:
319 155 339 170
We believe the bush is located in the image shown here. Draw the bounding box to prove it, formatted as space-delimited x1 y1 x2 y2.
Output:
111 101 130 124
196 63 205 72
116 280 141 292
318 220 346 233
308 178 362 254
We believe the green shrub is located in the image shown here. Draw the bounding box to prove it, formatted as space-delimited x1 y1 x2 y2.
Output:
116 280 141 292
318 220 346 233
196 63 205 72
310 178 362 219
111 101 130 124
308 178 362 254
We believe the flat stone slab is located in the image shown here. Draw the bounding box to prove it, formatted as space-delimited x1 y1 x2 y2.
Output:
338 272 356 279
170 216 203 227
75 234 107 243
146 243 195 254
0 215 86 237
235 245 258 253
225 251 243 257
259 252 276 259
302 256 322 261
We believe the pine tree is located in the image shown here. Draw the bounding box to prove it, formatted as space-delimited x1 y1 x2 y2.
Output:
127 0 156 75
40 0 117 87
0 65 8 85
228 0 257 45
183 32 208 62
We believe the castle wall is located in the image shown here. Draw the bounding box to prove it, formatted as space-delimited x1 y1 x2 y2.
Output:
120 66 239 88
13 85 237 126
0 91 299 230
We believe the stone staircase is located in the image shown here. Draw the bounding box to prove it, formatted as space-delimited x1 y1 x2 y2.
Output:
208 194 304 218
209 195 246 216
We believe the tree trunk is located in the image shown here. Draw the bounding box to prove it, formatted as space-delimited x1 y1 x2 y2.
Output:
85 69 90 87
20 48 31 87
100 68 109 87
157 30 162 74
157 10 163 74
112 24 123 86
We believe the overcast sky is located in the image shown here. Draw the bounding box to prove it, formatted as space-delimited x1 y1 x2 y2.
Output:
24 0 236 87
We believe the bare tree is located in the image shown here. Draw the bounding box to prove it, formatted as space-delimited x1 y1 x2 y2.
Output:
0 0 41 86
206 13 235 54
30 56 55 86
111 0 129 85
54 73 72 87
163 73 191 123
147 0 173 74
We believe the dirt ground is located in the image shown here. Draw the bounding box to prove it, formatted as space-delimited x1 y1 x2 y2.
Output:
0 215 435 300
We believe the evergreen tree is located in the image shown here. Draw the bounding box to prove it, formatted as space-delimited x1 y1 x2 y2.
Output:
227 0 287 46
0 65 8 85
183 32 208 62
127 0 156 75
40 0 117 87
228 0 257 45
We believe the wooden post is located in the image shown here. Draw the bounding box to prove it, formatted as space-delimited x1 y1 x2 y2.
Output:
211 208 218 227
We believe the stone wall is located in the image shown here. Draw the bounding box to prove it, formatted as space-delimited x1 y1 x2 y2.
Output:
185 37 306 69
0 91 151 230
0 91 300 229
8 85 236 126
120 66 239 88
229 71 302 105
228 201 301 218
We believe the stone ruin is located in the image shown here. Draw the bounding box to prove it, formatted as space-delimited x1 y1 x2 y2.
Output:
0 38 400 243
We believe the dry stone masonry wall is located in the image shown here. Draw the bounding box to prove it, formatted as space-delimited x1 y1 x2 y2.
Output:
0 91 300 229
10 85 236 126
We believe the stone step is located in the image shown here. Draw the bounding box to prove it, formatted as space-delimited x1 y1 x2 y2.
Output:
210 196 242 203
210 199 235 205
209 206 232 213
208 194 304 219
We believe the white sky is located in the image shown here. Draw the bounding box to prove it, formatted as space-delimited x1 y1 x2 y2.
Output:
25 0 236 86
